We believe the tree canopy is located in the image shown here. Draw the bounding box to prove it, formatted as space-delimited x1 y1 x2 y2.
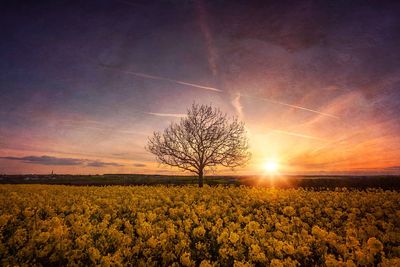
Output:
146 103 250 187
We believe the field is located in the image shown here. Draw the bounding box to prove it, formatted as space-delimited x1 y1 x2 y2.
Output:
0 185 399 266
1 174 400 189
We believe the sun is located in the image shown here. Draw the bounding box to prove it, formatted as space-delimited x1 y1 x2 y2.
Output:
263 160 279 173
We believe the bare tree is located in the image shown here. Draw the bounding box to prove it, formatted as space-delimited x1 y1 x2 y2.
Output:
146 103 250 187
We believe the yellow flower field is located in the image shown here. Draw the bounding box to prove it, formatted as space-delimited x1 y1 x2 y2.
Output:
0 185 399 266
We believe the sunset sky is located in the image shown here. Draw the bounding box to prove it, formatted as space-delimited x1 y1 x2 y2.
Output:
1 0 400 175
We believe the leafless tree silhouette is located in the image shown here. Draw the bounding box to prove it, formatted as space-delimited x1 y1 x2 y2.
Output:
146 103 250 187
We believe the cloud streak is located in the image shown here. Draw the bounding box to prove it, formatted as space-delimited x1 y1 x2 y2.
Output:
232 93 244 119
2 156 82 166
1 155 124 168
99 65 339 119
272 129 326 141
384 166 400 171
100 64 223 92
86 161 124 167
242 94 340 119
145 112 187 118
133 163 146 167
195 0 218 76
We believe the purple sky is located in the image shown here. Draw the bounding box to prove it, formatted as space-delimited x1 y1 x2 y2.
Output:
1 0 400 175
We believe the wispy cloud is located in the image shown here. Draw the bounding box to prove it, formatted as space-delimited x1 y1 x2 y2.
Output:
86 161 123 167
232 93 244 119
195 0 218 76
145 112 187 118
2 155 83 166
100 64 340 119
2 155 124 167
241 93 339 119
100 64 223 92
133 163 146 167
384 166 400 171
272 129 326 141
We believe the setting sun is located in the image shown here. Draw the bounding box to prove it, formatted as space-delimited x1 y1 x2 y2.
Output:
263 161 279 173
0 1 400 266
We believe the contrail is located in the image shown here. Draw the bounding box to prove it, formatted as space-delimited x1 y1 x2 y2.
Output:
241 94 339 119
195 0 218 76
100 64 338 119
272 129 326 141
146 112 187 118
100 64 222 92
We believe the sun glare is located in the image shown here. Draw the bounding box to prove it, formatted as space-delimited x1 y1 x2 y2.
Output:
263 161 279 173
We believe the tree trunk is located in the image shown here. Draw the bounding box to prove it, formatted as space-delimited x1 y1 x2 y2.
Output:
198 169 204 187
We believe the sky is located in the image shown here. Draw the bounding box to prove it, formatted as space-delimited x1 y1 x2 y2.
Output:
1 0 400 175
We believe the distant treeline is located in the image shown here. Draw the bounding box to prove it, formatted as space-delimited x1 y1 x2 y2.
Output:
0 174 400 190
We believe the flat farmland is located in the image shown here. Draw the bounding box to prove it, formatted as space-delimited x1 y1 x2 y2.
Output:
1 174 400 190
0 185 399 266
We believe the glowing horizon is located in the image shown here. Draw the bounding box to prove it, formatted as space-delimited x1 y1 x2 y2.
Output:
1 1 400 175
